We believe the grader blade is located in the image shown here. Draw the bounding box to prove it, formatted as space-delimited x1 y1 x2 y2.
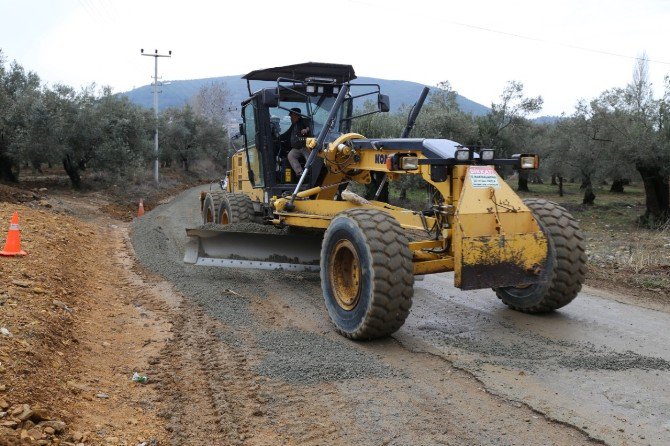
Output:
183 228 322 272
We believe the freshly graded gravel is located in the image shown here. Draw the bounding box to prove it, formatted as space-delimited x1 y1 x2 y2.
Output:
131 190 256 328
558 350 670 371
255 329 396 385
130 188 395 377
417 322 670 373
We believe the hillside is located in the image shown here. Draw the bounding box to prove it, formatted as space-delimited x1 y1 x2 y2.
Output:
122 74 490 116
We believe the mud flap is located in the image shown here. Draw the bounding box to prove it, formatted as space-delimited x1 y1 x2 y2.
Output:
183 228 323 272
453 165 549 290
458 233 547 290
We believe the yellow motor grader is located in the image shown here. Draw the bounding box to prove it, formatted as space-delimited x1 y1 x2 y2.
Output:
185 62 587 340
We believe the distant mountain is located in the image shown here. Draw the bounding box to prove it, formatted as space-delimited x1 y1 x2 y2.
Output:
532 115 561 125
122 75 490 116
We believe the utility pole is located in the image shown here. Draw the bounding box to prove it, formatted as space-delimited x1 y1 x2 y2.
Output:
141 48 171 183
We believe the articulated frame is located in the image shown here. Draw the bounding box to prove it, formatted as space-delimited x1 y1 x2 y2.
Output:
229 133 548 290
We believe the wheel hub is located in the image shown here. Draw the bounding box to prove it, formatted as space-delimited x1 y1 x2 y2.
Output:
329 239 361 311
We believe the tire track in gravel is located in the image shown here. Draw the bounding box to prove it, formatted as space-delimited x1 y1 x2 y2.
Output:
130 187 600 445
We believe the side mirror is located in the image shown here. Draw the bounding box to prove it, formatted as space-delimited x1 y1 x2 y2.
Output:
378 94 390 113
261 88 279 107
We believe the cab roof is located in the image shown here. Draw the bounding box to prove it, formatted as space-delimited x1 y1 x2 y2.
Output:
242 62 356 83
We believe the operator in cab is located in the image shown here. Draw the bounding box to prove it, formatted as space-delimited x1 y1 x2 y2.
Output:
280 107 311 176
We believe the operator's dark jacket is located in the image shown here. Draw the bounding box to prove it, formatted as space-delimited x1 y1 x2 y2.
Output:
278 117 310 157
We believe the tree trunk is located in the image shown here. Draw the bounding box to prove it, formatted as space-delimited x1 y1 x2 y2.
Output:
636 163 670 225
0 154 18 182
583 184 596 205
551 174 557 186
62 154 82 189
558 176 564 197
582 176 595 205
517 170 530 192
180 155 189 172
365 172 389 202
610 178 625 193
31 160 43 174
399 185 407 200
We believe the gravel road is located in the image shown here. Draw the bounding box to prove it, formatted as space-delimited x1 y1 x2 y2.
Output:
131 186 669 445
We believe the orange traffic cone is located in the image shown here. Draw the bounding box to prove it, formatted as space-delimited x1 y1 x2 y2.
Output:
0 212 27 257
137 199 145 217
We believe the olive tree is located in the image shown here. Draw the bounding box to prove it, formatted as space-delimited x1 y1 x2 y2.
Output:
477 81 543 191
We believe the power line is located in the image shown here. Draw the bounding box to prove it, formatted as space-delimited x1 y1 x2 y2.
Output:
348 0 670 66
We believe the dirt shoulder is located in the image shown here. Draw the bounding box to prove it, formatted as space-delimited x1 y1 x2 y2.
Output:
0 200 170 445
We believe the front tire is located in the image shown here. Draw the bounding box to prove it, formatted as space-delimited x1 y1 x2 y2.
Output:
495 198 587 312
217 193 255 225
321 209 414 340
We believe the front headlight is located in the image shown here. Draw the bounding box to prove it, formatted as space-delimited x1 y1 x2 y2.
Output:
480 149 494 161
400 156 419 170
519 155 539 169
455 149 470 161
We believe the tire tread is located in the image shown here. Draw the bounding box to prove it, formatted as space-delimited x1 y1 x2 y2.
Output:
322 208 414 340
496 198 586 313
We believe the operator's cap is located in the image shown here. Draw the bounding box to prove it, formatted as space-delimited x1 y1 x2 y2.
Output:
289 107 301 115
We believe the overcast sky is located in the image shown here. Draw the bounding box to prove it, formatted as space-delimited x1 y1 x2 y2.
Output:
1 0 668 116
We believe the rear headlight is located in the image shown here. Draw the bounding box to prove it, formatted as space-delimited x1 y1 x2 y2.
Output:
455 149 470 161
400 156 418 170
480 149 494 161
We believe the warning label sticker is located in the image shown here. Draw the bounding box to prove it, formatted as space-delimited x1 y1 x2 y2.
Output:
469 166 500 189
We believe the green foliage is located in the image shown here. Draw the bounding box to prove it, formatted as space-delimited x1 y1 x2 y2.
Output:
354 65 669 223
160 105 229 171
0 48 228 187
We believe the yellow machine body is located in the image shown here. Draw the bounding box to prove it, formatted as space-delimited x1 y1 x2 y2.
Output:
215 134 548 290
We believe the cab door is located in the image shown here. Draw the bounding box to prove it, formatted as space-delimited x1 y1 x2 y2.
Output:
242 102 265 188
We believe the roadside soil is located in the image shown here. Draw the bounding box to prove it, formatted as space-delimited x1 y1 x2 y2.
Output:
0 196 170 445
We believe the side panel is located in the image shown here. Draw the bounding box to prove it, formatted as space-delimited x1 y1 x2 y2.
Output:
230 150 263 202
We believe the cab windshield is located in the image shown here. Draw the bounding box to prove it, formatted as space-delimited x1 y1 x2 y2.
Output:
269 95 342 136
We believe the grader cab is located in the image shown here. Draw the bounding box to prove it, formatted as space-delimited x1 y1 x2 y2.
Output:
185 62 587 340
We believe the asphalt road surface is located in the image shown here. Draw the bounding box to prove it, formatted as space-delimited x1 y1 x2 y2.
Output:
131 187 669 446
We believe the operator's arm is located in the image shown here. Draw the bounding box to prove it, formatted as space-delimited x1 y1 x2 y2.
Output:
299 119 311 136
280 124 292 144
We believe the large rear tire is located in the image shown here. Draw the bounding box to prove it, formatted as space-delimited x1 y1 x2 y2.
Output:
217 193 255 225
201 191 224 224
321 209 414 340
495 198 587 312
